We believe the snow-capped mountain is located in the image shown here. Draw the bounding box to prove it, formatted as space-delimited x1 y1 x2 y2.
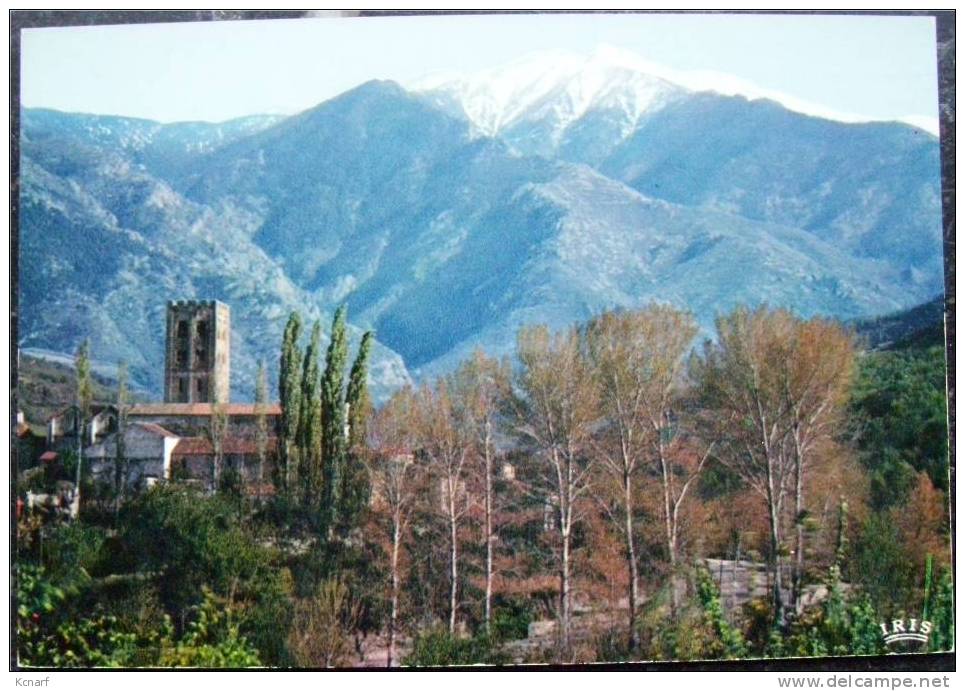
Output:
17 58 943 401
416 47 685 147
415 46 940 140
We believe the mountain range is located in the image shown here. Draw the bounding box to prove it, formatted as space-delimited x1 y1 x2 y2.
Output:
17 50 944 401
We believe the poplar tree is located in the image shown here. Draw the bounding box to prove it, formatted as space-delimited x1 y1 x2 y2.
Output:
74 339 94 517
346 331 374 449
299 321 323 504
114 361 129 518
279 312 304 498
339 330 374 532
321 306 349 535
513 325 598 654
254 360 269 487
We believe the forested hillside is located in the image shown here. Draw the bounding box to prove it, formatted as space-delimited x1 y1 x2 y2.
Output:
16 299 951 667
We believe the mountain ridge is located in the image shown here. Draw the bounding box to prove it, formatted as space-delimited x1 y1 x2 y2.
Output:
17 67 944 401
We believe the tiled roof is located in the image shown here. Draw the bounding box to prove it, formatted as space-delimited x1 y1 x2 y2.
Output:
172 436 279 456
50 404 116 420
131 422 179 438
129 403 282 416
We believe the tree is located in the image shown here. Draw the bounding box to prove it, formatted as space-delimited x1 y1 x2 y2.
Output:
784 319 855 609
321 305 349 536
692 307 797 624
208 402 229 491
415 380 472 635
367 387 422 666
109 486 291 664
279 312 304 497
299 321 323 504
849 344 949 508
346 331 374 449
114 361 130 518
288 578 361 668
448 350 511 635
254 361 269 487
512 324 598 654
927 566 954 652
340 330 374 534
586 305 702 635
74 339 94 518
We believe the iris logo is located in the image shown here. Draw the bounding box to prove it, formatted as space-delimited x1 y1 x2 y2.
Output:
879 618 932 646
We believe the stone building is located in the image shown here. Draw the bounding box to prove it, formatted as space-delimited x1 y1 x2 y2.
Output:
170 435 279 492
164 300 230 404
127 402 281 437
32 299 283 505
85 422 181 490
47 404 117 449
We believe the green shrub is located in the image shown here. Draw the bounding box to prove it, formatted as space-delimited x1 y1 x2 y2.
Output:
403 627 509 667
491 597 534 642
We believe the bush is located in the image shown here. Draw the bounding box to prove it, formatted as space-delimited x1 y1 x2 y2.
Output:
694 566 747 659
158 589 261 667
16 564 262 668
490 597 534 642
42 523 107 585
105 485 292 665
782 565 885 658
403 628 509 667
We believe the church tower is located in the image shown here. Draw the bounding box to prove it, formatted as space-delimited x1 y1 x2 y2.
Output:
164 300 230 404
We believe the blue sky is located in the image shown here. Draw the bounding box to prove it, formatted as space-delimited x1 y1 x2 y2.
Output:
20 13 940 131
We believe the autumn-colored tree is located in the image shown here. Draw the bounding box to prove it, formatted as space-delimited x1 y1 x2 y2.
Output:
414 380 472 635
784 318 855 609
586 305 704 632
448 350 511 634
367 387 422 666
513 324 598 654
288 577 362 668
893 472 951 576
692 307 798 624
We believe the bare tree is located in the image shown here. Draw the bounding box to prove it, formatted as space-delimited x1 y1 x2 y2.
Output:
414 380 472 635
288 577 362 668
654 415 715 617
783 319 855 610
692 307 797 625
513 324 598 654
448 350 511 634
586 305 703 630
367 387 422 667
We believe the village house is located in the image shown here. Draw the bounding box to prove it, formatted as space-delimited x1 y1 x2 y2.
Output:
35 300 282 502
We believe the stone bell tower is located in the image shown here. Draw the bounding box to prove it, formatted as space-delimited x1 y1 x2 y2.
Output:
163 300 230 404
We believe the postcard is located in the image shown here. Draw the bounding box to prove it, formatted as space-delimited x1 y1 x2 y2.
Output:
11 10 953 673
